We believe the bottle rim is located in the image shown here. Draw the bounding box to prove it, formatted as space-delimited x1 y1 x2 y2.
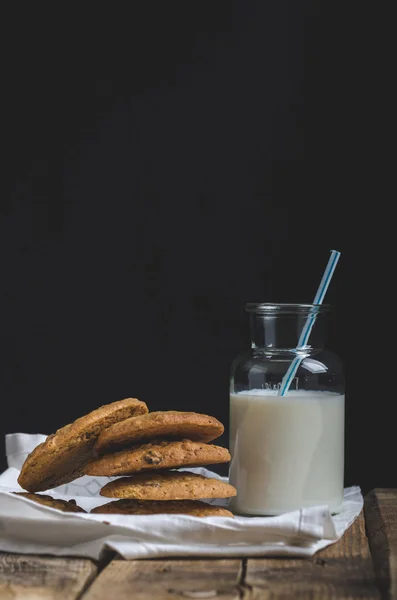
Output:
245 303 330 314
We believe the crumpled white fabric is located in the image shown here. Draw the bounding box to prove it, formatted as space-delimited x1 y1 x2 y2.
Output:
0 433 363 560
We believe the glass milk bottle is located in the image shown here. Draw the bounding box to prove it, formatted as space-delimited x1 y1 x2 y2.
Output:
229 303 345 516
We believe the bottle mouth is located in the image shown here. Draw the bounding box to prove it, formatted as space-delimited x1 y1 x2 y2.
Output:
245 303 330 315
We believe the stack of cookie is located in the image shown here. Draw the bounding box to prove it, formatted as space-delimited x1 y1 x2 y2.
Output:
86 411 236 517
16 400 236 518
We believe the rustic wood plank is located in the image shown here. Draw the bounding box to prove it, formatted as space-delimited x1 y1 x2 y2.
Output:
365 488 397 600
244 509 380 599
0 552 98 600
82 558 242 600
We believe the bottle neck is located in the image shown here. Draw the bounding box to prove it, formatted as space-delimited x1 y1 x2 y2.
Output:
249 312 326 352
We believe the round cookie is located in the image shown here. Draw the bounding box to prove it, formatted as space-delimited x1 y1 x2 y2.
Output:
99 470 237 500
18 398 148 492
91 499 233 517
95 411 224 454
85 440 231 477
14 492 86 513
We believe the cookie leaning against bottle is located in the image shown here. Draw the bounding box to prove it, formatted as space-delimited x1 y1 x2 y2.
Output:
85 440 231 476
95 411 224 454
91 499 233 517
99 470 237 500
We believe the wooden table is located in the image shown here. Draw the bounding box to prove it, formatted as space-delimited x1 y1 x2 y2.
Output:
0 489 396 599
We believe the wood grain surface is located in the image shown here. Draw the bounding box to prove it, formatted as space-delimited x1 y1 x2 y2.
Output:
365 488 397 600
82 558 242 600
243 510 380 599
0 553 97 599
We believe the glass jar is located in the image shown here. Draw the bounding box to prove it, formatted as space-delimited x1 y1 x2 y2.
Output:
229 303 345 516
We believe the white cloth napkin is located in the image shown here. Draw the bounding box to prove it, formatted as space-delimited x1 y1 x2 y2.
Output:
0 433 363 560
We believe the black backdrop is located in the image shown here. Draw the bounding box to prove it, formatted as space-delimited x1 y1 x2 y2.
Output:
0 3 393 491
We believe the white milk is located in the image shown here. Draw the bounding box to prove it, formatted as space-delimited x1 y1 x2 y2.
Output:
229 389 345 515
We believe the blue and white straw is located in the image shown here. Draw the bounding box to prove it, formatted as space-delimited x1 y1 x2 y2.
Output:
278 249 341 396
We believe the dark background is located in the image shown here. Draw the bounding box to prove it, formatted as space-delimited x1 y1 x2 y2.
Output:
0 3 392 491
